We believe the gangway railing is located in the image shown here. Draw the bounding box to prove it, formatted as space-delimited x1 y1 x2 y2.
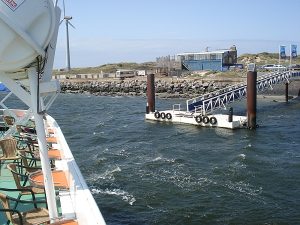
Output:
186 71 300 114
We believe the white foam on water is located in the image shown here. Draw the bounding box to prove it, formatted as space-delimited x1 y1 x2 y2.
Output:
153 156 162 162
151 156 176 163
89 166 121 181
238 154 246 160
91 188 136 205
243 143 252 149
223 181 265 203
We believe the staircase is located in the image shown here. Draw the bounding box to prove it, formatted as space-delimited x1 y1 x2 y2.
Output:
181 61 190 71
186 71 300 114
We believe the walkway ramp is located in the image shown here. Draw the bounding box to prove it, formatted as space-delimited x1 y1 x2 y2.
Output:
186 71 300 114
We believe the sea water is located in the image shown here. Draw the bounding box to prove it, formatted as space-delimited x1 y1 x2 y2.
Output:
4 93 300 224
48 94 300 225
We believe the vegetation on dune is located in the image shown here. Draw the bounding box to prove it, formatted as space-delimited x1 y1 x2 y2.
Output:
54 62 157 75
238 52 300 66
54 52 300 75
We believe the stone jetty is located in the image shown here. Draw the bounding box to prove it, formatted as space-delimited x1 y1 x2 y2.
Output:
60 78 240 98
60 76 300 98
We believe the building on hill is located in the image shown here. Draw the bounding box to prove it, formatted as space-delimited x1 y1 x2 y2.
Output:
177 45 237 71
115 69 136 78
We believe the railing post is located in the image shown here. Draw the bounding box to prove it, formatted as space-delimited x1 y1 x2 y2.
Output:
247 63 257 129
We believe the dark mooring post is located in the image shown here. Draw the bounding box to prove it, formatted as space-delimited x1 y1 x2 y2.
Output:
247 64 257 129
228 107 233 122
285 82 289 102
146 74 155 114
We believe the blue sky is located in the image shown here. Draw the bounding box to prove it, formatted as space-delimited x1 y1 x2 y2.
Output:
54 0 300 69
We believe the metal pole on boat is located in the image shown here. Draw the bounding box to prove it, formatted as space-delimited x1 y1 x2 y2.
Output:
285 82 289 102
146 74 155 113
28 68 58 222
247 64 257 129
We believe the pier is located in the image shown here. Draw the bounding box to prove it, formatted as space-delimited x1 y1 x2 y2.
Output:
145 70 300 129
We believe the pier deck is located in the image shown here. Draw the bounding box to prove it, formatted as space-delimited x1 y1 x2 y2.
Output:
145 110 247 129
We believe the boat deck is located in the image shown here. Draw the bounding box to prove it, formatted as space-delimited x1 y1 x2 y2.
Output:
0 161 56 224
0 111 105 224
0 121 62 224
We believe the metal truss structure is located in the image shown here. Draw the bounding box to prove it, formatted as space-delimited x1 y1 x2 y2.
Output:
186 71 300 115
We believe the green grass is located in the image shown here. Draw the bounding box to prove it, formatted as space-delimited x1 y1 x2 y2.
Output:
54 62 157 75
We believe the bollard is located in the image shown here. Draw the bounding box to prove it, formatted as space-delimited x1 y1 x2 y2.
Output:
247 64 257 129
147 74 155 113
285 83 289 102
228 107 233 122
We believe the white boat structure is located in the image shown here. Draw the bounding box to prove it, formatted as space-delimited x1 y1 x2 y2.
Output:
0 1 105 224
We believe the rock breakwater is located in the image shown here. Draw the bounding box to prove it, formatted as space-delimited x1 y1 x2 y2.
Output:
60 79 238 98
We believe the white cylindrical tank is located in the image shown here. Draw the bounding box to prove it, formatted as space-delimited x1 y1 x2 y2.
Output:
0 0 56 72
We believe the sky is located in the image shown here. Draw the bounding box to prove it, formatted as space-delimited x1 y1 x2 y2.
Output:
53 0 300 69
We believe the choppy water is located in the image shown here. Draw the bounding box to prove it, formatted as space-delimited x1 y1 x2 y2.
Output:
7 93 300 224
47 94 300 225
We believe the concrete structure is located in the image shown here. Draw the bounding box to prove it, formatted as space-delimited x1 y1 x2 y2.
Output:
177 45 237 71
145 110 247 129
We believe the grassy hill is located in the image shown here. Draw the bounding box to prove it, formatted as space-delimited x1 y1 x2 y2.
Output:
54 62 157 75
238 52 300 66
54 52 300 75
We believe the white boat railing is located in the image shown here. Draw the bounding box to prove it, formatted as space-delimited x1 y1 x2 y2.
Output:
47 115 106 225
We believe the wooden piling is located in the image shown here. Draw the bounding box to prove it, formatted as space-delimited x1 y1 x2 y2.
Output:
147 74 155 113
247 66 257 129
285 83 289 102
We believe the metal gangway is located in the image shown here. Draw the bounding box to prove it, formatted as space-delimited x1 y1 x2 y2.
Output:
186 70 300 115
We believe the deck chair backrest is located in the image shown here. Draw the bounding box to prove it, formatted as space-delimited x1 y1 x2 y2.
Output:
18 151 30 168
7 163 23 189
0 192 13 222
0 138 18 158
18 151 41 173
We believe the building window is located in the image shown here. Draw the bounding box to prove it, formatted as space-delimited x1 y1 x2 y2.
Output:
188 54 194 60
